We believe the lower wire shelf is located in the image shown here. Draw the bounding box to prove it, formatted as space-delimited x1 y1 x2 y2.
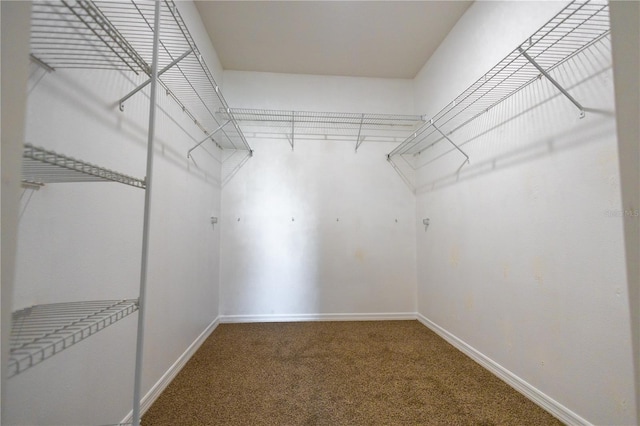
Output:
9 299 139 378
22 144 146 189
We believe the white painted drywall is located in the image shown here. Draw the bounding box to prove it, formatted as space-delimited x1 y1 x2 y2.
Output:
610 0 640 418
413 1 637 424
4 1 224 424
1 1 31 421
220 71 417 318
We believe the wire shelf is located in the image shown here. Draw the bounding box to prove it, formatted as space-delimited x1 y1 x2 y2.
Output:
9 299 138 378
22 143 146 188
389 0 610 158
30 0 250 152
223 108 425 149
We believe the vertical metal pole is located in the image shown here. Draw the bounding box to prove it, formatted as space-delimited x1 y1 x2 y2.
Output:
132 2 160 425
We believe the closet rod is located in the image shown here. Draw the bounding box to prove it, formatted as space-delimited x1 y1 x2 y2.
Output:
132 1 160 425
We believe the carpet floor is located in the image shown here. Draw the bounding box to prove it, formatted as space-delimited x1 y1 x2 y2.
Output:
142 320 563 425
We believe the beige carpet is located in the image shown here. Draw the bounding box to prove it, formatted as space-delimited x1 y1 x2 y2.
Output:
142 320 563 425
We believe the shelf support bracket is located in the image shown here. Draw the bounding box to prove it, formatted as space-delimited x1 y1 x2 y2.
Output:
355 113 365 152
29 54 55 73
518 47 585 118
289 111 295 151
432 122 469 164
119 49 193 111
133 2 161 425
187 120 231 158
20 180 44 190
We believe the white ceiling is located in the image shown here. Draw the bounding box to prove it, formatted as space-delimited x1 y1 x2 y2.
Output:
194 1 473 79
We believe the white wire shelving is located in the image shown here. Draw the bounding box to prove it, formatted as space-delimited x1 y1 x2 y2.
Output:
22 143 146 188
30 0 250 154
388 0 610 161
9 299 139 378
16 2 186 425
221 108 425 151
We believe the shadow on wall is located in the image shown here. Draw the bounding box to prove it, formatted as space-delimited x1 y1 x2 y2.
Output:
28 63 223 187
222 139 415 317
393 37 614 194
229 141 321 316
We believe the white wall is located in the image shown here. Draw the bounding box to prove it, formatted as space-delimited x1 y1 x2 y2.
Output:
413 1 637 425
4 2 224 424
220 71 417 319
610 1 640 417
1 1 32 419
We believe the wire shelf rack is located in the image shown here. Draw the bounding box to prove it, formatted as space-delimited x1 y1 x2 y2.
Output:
389 0 610 159
9 299 138 378
30 0 250 152
222 108 425 150
22 143 146 188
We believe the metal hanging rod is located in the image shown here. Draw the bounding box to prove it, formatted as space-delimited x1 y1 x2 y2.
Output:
22 143 146 188
388 0 610 160
8 299 139 378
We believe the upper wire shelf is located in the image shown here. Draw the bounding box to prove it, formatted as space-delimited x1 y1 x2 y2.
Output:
22 143 146 188
29 0 250 152
388 0 610 159
222 108 425 151
9 299 138 378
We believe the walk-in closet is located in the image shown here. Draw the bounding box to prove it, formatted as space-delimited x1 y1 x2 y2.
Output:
1 0 638 425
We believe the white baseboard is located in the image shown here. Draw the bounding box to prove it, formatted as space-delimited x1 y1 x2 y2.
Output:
119 317 220 424
219 312 417 323
415 313 591 426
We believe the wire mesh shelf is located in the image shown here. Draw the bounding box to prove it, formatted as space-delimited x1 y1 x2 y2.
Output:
22 143 146 188
222 108 425 149
9 299 139 378
389 0 610 158
30 0 250 152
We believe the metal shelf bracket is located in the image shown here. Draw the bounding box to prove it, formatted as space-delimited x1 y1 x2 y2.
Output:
187 120 230 158
518 47 586 118
432 121 470 164
119 49 193 111
289 111 295 151
29 54 54 73
355 113 365 152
